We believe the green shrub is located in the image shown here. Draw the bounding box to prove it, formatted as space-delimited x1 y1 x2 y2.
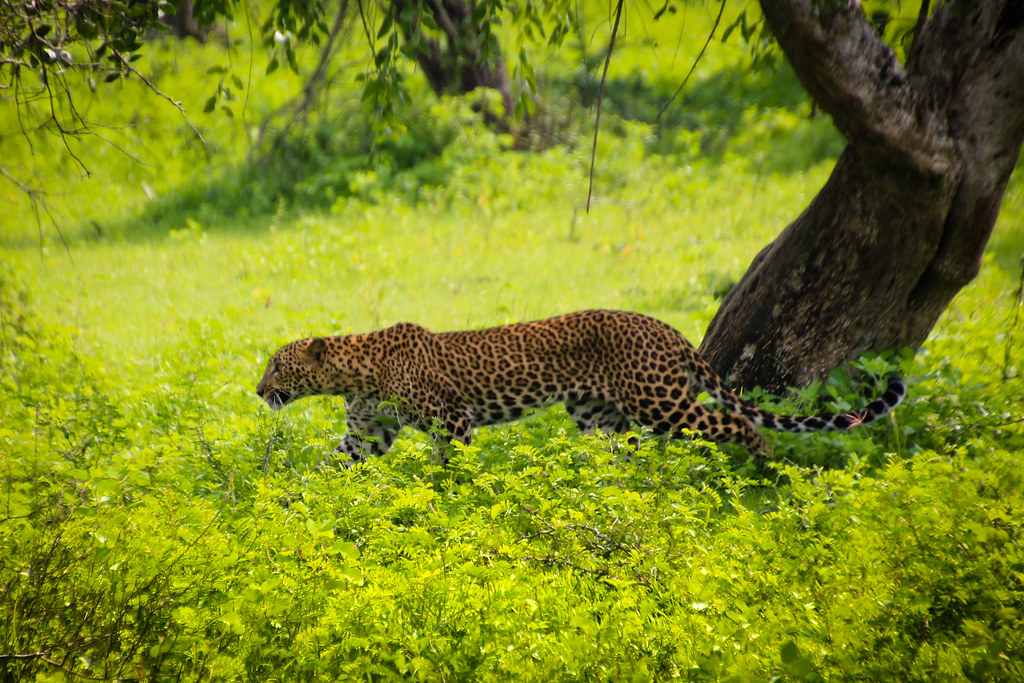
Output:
3 274 1023 680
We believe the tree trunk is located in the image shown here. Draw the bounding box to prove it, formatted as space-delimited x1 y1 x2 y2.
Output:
699 0 1024 393
392 0 515 120
164 1 209 42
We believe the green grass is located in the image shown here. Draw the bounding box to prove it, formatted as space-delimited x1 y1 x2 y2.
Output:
2 1 1024 679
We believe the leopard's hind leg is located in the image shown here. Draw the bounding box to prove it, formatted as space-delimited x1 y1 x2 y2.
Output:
566 397 632 435
633 396 771 456
565 397 639 456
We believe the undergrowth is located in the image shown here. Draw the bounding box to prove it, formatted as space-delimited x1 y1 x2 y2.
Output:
3 251 1023 680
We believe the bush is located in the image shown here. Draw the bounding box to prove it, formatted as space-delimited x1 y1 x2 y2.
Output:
2 275 1023 680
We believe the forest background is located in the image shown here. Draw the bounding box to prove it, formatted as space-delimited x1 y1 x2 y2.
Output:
2 0 1023 679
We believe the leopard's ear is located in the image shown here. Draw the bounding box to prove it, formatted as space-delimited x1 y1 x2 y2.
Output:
305 338 328 364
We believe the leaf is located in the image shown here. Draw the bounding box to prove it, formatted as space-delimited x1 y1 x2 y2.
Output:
377 11 393 40
332 540 360 560
722 11 745 42
471 3 489 24
221 611 245 635
95 479 121 495
203 95 217 113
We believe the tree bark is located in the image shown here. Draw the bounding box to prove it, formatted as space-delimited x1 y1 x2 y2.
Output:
164 1 211 42
699 0 1024 392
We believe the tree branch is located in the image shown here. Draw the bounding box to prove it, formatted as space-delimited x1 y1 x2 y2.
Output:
900 0 1024 327
758 0 954 175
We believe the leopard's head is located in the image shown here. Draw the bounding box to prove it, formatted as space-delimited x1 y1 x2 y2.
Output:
256 338 330 410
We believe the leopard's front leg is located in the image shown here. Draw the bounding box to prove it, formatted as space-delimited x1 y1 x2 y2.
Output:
331 400 399 467
333 430 396 464
421 405 473 467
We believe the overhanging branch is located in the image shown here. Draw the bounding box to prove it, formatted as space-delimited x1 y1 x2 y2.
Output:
758 0 954 175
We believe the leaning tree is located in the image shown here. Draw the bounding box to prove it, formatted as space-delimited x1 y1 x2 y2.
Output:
698 0 1024 392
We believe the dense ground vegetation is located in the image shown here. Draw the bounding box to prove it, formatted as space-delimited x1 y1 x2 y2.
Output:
2 3 1023 680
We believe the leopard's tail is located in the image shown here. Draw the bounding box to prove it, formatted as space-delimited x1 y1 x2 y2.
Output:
739 375 906 433
684 350 906 434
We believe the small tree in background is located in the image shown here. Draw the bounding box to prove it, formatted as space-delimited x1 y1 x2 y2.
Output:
388 0 514 117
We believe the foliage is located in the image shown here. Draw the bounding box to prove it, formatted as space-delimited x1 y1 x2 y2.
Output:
2 272 1023 679
3 4 1024 679
0 0 820 223
0 0 577 215
0 0 935 216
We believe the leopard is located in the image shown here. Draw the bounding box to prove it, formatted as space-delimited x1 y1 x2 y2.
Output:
256 309 905 464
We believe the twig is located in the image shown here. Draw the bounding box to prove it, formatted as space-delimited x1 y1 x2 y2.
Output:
655 0 727 122
42 69 89 176
0 650 127 680
254 0 350 150
115 53 206 144
1002 255 1024 380
242 0 255 144
1 165 71 260
933 414 1024 433
586 0 624 213
521 554 613 577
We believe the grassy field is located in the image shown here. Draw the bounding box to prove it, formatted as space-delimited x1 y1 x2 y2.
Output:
3 2 1024 680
